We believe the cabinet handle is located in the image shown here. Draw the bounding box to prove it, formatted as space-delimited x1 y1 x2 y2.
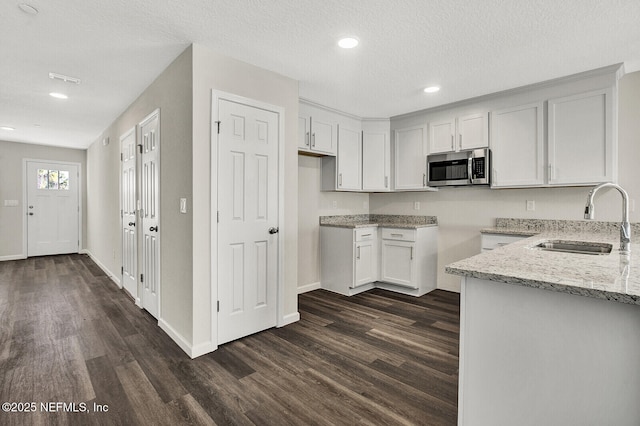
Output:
339 173 342 187
312 133 316 147
384 176 388 188
305 131 310 146
451 135 454 151
391 233 403 237
459 134 463 149
361 233 372 237
410 246 414 259
357 246 361 259
423 173 426 187
548 164 554 181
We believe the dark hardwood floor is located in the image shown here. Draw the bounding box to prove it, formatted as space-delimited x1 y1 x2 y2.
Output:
0 254 460 425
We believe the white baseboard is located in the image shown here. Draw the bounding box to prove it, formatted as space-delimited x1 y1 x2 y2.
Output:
278 312 300 327
159 318 214 358
82 249 121 287
0 254 27 262
297 281 321 294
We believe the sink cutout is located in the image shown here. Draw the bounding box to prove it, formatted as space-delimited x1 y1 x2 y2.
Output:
534 240 613 255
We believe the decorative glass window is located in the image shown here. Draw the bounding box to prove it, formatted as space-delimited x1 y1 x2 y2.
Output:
37 169 70 190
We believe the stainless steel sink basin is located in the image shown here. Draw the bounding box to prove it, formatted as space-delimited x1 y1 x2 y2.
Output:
535 240 613 255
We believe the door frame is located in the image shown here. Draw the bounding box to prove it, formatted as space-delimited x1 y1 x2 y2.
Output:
22 159 83 259
210 90 286 349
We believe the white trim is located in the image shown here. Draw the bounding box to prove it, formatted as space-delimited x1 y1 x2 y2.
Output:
191 341 216 359
278 312 300 327
119 126 137 296
210 90 288 346
22 158 83 258
158 318 197 358
297 281 321 294
82 249 121 287
0 254 27 262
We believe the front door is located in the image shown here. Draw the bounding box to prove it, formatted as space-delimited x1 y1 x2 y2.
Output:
26 161 80 257
217 98 279 345
121 128 138 299
139 111 160 319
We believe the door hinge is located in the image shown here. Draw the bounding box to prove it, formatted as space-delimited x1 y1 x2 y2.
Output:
217 300 220 312
217 211 219 223
121 266 124 275
215 121 221 134
140 274 144 283
138 144 143 154
120 153 123 161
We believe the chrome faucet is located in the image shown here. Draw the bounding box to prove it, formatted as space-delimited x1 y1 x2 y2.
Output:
584 183 631 254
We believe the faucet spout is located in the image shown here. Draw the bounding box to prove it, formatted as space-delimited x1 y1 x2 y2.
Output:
584 183 631 254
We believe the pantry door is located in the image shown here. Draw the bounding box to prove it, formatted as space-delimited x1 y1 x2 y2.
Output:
26 161 80 257
216 96 280 345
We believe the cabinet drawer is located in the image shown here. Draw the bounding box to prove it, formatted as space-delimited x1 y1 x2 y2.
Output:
355 228 376 242
381 228 416 242
481 233 527 250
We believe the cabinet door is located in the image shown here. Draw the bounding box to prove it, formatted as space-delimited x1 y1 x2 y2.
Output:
299 114 312 151
311 112 337 155
362 128 390 191
429 119 455 154
490 102 544 187
337 124 362 190
354 240 376 287
381 240 416 288
458 112 488 150
394 125 427 190
548 88 614 185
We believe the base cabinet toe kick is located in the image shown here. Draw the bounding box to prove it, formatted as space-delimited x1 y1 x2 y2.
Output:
320 225 438 297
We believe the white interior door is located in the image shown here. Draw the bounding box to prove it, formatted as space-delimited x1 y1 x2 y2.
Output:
140 111 160 319
121 128 138 299
217 98 279 345
26 161 79 257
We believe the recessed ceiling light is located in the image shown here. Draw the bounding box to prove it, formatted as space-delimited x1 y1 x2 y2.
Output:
338 37 359 49
423 86 440 94
0 126 15 131
18 3 38 15
49 92 68 100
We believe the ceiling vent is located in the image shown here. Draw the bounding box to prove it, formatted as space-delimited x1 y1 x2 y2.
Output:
48 72 81 85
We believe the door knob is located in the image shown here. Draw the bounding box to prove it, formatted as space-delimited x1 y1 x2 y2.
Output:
149 226 158 232
129 222 135 226
28 212 34 216
268 227 279 234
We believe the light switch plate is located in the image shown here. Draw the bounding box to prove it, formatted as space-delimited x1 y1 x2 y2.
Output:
526 200 535 211
414 201 420 210
179 198 187 214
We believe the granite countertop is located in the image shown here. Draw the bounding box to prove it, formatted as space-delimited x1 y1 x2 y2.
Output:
319 214 438 229
447 219 640 306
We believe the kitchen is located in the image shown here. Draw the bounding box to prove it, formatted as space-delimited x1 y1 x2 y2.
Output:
2 1 640 425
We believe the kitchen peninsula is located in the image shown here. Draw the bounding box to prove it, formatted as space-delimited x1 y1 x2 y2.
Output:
447 219 640 425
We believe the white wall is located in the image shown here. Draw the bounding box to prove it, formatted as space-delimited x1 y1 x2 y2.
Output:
297 155 370 291
0 140 87 260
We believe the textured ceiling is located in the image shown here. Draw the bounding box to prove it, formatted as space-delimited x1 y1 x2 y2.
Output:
2 0 640 149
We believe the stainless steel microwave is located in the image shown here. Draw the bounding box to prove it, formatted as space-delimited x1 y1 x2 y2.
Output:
427 148 490 187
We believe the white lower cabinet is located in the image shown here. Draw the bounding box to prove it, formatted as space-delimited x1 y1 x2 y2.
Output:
320 226 438 297
480 233 528 253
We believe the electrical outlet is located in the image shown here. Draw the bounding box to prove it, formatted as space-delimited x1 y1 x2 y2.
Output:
332 200 337 209
414 201 420 210
526 200 535 211
180 198 187 214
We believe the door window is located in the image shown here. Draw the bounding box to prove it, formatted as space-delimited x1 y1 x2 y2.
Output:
37 169 70 190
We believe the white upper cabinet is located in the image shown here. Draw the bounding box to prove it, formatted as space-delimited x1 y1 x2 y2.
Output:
490 102 545 188
336 122 362 191
393 125 429 190
548 88 615 185
299 103 337 156
362 120 391 192
429 112 488 154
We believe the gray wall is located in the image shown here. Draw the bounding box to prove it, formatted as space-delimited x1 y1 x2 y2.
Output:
0 140 87 259
86 46 193 338
297 70 640 293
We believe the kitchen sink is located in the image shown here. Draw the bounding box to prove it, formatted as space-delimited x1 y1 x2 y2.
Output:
534 240 613 255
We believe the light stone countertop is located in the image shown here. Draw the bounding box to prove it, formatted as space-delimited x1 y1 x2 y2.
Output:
319 214 438 229
447 229 640 306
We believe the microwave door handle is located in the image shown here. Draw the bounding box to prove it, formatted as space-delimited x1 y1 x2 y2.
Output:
468 158 474 184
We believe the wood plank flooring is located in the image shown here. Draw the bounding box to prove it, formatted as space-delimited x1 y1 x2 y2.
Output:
0 254 460 425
